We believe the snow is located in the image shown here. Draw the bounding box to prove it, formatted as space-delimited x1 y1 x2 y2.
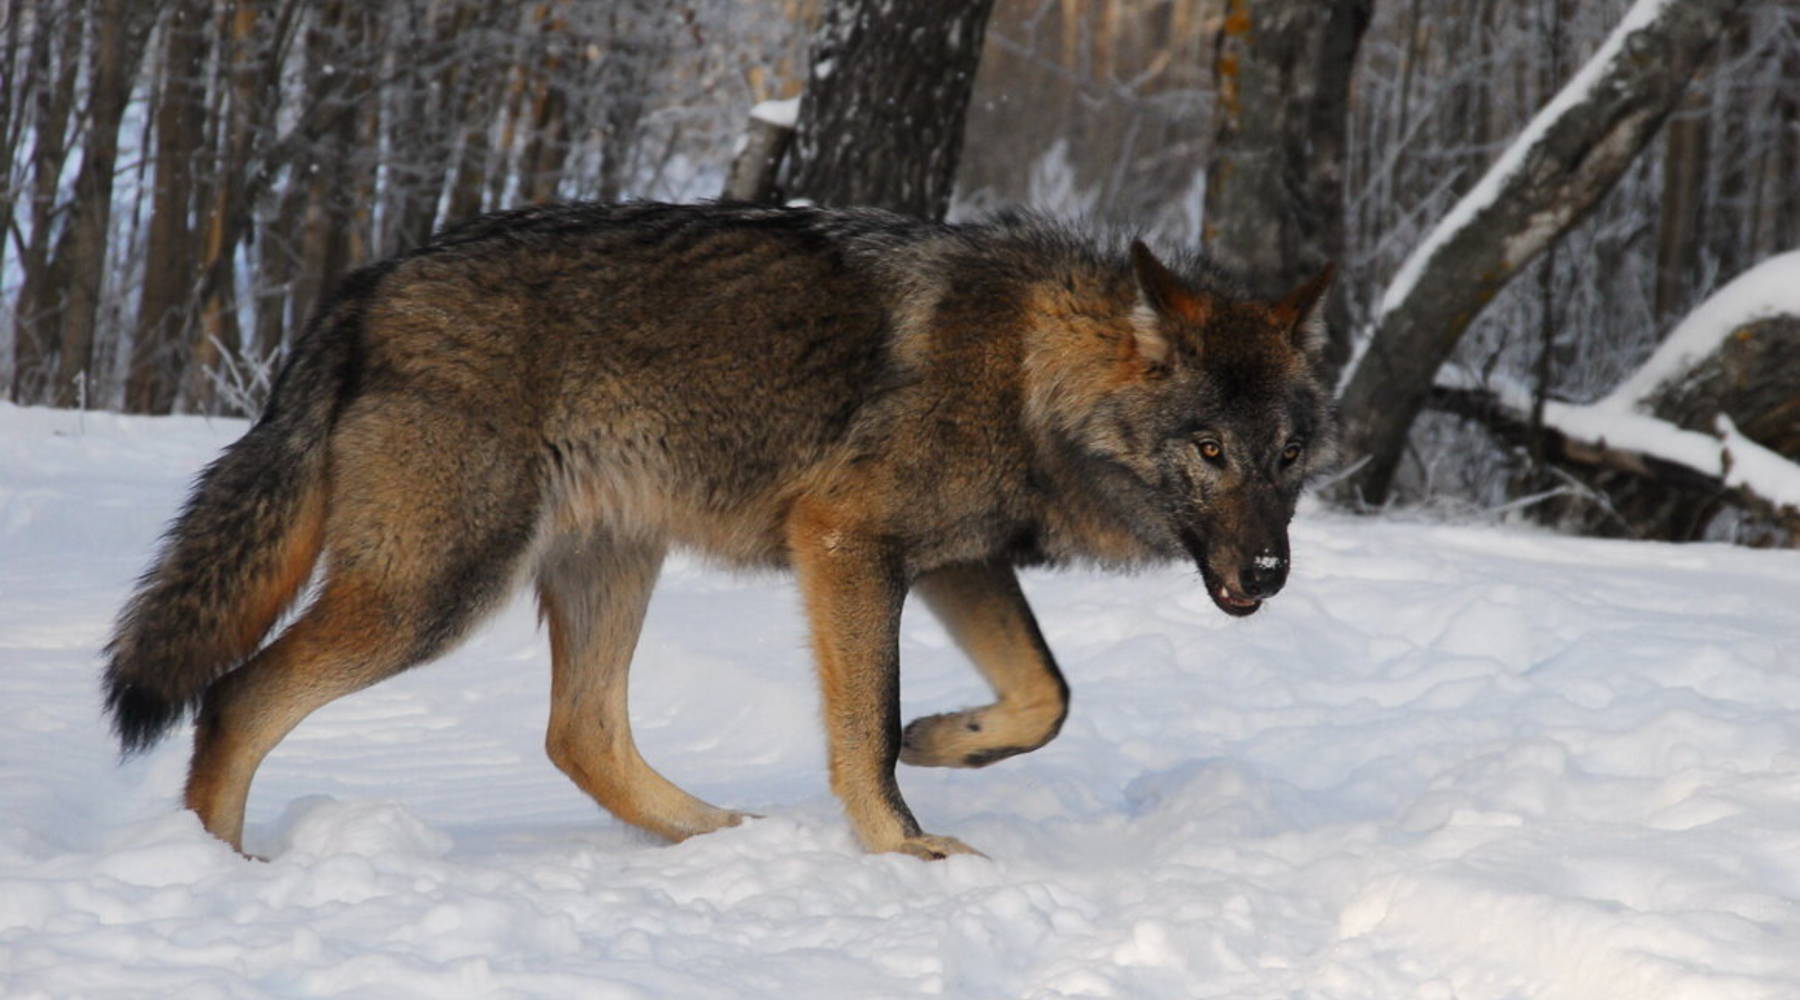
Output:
749 97 800 130
1600 249 1800 410
1717 414 1800 509
1373 0 1679 323
5 401 1800 998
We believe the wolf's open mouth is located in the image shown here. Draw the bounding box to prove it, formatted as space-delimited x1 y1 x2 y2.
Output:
1214 585 1262 614
1198 563 1263 617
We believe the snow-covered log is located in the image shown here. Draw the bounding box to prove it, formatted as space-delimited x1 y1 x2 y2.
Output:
1429 252 1800 539
1335 0 1750 507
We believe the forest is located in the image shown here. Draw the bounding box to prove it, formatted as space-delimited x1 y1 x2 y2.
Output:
2 0 1797 543
6 6 1800 993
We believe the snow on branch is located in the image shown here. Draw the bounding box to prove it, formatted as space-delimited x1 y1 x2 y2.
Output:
1335 0 1747 505
1374 0 1681 322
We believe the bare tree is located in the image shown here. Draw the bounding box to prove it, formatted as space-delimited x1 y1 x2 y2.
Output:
6 0 1793 550
10 1 82 402
1335 0 1751 506
44 0 150 406
594 0 674 202
181 0 299 412
4 1 815 414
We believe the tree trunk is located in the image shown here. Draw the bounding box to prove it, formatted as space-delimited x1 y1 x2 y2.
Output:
128 0 209 413
181 0 313 413
10 0 82 403
0 0 25 305
779 0 996 219
286 1 361 345
1204 0 1370 366
1336 0 1750 507
183 0 262 412
518 1 571 205
486 32 529 211
523 81 569 204
383 1 477 253
723 111 796 203
444 0 501 225
596 0 669 203
1773 34 1800 255
1654 101 1708 324
47 0 149 407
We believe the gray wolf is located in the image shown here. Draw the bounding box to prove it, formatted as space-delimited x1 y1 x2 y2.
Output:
103 201 1336 859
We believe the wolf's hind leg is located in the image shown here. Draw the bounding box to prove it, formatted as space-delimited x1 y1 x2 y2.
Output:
902 559 1070 769
537 532 748 842
186 576 453 854
186 397 542 855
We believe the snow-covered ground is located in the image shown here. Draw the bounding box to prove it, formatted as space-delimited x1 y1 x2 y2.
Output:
3 402 1799 999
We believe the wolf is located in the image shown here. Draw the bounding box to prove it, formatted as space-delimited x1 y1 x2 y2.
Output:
103 201 1336 860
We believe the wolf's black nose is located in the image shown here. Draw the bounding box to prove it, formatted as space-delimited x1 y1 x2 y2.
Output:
1239 556 1288 600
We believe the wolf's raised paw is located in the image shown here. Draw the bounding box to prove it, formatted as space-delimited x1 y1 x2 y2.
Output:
899 710 980 767
901 707 1045 769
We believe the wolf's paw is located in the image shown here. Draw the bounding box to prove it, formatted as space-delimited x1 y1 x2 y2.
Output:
891 833 986 861
901 707 1040 769
661 806 761 843
706 809 761 832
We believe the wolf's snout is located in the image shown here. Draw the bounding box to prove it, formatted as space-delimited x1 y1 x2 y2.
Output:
1239 552 1288 600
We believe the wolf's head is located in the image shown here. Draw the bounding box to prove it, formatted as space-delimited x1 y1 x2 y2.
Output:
1024 240 1338 616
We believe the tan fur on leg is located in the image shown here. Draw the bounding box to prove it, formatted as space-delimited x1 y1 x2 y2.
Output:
539 533 748 841
903 559 1070 768
788 500 979 859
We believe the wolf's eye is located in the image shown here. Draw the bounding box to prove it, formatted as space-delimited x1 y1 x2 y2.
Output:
1195 440 1224 464
1281 441 1304 464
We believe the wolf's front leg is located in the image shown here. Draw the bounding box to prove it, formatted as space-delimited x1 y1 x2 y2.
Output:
787 501 980 860
902 559 1070 768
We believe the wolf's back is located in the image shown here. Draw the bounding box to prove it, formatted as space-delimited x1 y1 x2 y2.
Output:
102 271 378 754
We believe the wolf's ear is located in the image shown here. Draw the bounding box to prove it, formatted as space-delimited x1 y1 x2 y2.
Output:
1271 262 1335 358
1129 240 1211 367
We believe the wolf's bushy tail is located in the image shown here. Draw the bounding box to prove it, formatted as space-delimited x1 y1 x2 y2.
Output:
103 295 367 755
